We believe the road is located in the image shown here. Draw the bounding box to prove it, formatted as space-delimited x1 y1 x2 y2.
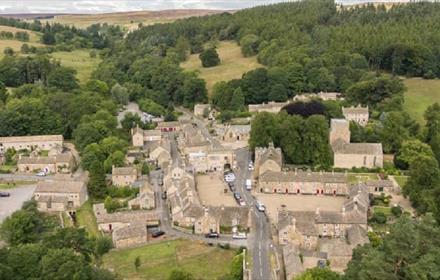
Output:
235 148 273 280
177 108 223 149
0 174 53 181
150 131 246 247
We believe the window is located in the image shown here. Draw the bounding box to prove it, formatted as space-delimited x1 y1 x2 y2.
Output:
363 156 367 165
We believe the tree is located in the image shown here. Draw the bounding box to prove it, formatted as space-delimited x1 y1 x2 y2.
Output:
47 66 79 91
41 248 89 280
249 112 277 149
0 81 7 104
295 267 340 280
84 79 109 95
88 160 107 199
380 111 411 153
3 47 14 56
141 162 150 175
111 83 129 105
181 73 208 107
104 196 122 213
240 34 259 57
395 140 434 169
134 256 141 271
199 48 220 68
404 154 440 216
175 36 190 61
269 83 288 102
230 87 245 111
168 269 195 280
20 43 30 54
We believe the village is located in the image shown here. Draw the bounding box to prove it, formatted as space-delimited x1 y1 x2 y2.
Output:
0 91 411 280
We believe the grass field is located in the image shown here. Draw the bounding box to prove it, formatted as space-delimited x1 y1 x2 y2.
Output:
102 239 235 279
394 176 409 188
46 10 226 31
181 41 262 94
0 25 44 58
404 78 440 124
76 200 100 237
51 49 101 83
0 25 41 43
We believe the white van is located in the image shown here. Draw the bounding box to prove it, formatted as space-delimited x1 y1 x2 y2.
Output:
245 179 252 191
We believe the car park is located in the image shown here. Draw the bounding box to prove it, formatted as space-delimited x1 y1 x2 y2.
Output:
232 232 247 239
151 230 165 238
0 192 10 197
255 201 266 212
205 232 220 238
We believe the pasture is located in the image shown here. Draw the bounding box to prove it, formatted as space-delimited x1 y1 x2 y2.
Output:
404 78 440 124
181 41 261 94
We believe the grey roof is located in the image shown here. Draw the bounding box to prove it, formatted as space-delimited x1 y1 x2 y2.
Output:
260 170 348 184
112 224 147 240
283 244 304 279
365 180 393 188
0 135 63 143
35 180 86 194
18 156 55 165
347 225 369 246
258 147 282 167
226 125 251 134
279 210 319 236
35 195 68 204
112 166 137 176
94 203 158 224
342 106 368 115
332 139 382 155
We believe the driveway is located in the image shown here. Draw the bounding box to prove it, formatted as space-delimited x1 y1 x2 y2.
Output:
117 102 143 128
0 185 36 222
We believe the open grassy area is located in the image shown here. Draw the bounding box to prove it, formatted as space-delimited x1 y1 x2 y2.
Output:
102 239 235 279
0 25 44 59
0 25 41 43
181 41 262 94
76 200 100 238
51 49 101 84
394 175 409 188
45 10 226 31
347 173 378 184
373 206 392 216
404 78 440 124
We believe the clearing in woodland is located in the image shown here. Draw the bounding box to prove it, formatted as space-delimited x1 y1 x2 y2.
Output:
181 41 262 94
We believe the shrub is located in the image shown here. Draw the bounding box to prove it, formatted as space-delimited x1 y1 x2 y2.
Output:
370 211 387 224
391 206 403 217
199 48 220 67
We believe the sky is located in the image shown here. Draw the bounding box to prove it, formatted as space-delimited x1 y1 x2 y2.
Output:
0 0 411 14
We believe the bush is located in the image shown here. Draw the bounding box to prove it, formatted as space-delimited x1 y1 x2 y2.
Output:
104 196 123 213
391 206 403 217
107 186 139 198
370 211 387 224
199 48 220 67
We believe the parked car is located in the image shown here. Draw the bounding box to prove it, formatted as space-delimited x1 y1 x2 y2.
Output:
36 171 46 177
232 232 247 239
245 179 252 191
255 201 266 212
239 198 246 206
205 232 220 238
161 192 167 200
233 192 241 200
152 230 165 238
0 192 10 197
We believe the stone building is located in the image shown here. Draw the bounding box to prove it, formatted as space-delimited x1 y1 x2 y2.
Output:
330 119 383 169
278 184 369 272
0 135 64 153
194 104 211 117
193 206 250 234
342 105 369 126
93 203 159 248
131 126 162 147
180 123 210 155
157 121 180 132
128 181 156 210
317 91 342 101
254 143 283 177
145 139 171 168
365 179 394 193
111 166 139 187
33 179 88 212
259 170 349 195
248 101 288 114
17 152 76 174
188 148 235 173
222 125 251 142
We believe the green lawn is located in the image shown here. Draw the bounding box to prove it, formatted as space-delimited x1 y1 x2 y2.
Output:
373 206 392 216
76 200 100 238
102 239 235 280
51 49 101 84
181 41 262 94
347 173 378 184
394 176 409 188
0 165 16 173
404 78 440 124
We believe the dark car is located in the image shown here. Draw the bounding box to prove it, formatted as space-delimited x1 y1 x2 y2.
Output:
152 230 165 238
0 192 10 197
205 232 220 239
233 192 241 200
161 192 167 200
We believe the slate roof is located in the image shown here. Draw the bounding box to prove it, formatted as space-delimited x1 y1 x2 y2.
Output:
0 135 63 143
93 203 158 224
35 180 86 194
332 139 382 155
226 125 251 135
112 224 147 241
260 170 348 184
112 166 138 176
342 106 368 115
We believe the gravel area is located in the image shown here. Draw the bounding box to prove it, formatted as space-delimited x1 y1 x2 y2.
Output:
196 173 237 207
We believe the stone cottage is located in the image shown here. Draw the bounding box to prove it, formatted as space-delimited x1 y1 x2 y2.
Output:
222 125 251 142
111 166 139 187
342 105 369 126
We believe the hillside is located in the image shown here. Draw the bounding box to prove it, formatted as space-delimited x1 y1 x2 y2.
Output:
181 41 261 94
0 25 43 57
404 78 440 124
46 9 229 30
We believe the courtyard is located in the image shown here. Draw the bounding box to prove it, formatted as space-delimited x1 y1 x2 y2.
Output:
254 193 347 221
196 173 237 207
